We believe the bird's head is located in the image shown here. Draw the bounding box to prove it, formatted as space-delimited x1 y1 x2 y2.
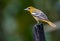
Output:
24 6 36 13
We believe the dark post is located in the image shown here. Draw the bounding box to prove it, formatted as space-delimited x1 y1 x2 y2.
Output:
33 23 46 41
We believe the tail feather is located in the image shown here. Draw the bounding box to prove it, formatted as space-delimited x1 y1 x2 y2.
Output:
46 20 56 27
41 20 56 27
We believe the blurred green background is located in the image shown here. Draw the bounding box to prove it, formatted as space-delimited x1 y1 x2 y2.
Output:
0 0 60 41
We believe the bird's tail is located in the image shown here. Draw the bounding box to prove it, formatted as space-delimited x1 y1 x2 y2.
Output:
42 20 56 27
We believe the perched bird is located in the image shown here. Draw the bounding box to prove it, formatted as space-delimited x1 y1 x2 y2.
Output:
24 6 56 27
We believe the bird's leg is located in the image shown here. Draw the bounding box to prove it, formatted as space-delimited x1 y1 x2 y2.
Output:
37 21 39 24
33 16 40 24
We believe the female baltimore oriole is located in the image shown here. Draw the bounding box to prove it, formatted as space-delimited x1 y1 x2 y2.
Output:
24 6 56 27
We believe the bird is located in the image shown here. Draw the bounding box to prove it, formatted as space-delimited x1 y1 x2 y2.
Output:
24 6 56 27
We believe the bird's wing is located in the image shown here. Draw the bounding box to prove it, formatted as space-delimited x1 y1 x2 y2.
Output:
32 11 48 20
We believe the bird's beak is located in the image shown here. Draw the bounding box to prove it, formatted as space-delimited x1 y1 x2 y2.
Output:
24 8 28 11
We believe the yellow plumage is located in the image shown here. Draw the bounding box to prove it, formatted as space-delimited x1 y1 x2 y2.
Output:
41 20 56 27
24 6 56 27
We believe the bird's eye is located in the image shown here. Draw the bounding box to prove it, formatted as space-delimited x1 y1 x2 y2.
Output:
28 8 30 9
